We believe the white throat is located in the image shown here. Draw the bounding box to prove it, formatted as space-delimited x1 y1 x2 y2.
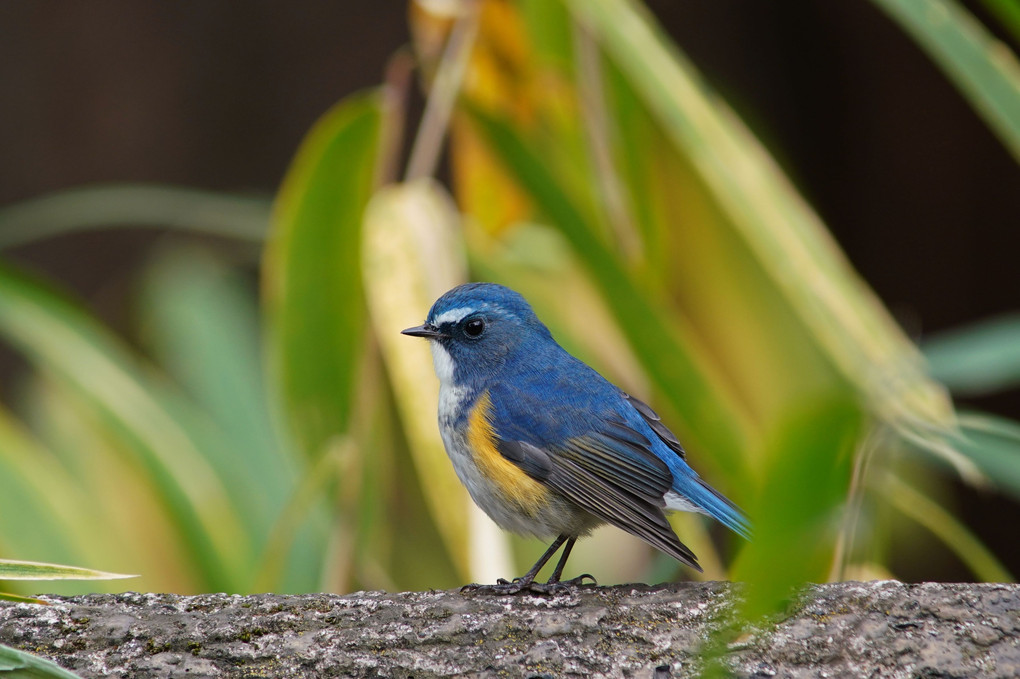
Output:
429 340 457 386
431 340 471 432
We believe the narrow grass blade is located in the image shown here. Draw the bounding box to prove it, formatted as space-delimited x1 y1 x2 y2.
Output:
0 184 270 249
0 593 48 605
0 644 84 678
923 314 1020 395
884 473 1014 582
871 0 1020 163
263 91 384 456
0 559 135 581
0 264 249 591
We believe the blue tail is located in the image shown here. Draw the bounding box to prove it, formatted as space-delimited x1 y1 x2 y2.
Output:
670 472 752 540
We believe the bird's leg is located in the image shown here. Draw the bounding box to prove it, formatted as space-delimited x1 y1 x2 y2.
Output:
461 535 568 594
546 538 595 583
534 538 595 591
499 534 566 587
545 536 576 583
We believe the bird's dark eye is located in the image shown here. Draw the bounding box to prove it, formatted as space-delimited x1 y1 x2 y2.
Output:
464 318 485 338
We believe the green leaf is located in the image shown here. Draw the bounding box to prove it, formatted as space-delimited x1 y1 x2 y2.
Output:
264 90 384 456
0 264 249 592
0 644 84 678
955 412 1020 501
923 314 1020 395
0 184 270 249
871 0 1020 163
0 559 135 581
733 398 862 620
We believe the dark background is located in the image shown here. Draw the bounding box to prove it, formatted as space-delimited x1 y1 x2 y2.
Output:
0 1 1017 581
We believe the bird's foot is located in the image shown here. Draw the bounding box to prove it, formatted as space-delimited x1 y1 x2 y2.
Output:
460 577 532 595
539 573 597 594
461 573 596 595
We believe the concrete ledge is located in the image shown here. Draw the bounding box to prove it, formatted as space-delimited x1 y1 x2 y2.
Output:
1 581 1017 678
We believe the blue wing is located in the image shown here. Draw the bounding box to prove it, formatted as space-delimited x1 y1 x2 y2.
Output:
496 427 702 571
623 393 752 540
486 371 700 568
485 355 750 566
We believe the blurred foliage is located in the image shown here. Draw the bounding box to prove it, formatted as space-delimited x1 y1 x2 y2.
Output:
922 314 1020 396
0 0 1018 604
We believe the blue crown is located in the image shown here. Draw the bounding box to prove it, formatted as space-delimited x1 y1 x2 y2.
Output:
428 283 543 329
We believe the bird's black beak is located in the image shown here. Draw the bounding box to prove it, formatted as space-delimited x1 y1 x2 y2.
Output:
401 323 445 339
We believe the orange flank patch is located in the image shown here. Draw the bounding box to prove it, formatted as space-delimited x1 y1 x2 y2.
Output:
467 391 550 516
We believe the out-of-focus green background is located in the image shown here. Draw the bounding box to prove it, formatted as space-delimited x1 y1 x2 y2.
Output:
0 0 1018 600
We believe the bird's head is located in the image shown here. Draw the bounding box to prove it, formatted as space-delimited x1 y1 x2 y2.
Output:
401 282 553 385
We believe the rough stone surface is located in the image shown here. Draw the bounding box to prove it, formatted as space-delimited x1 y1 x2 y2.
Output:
0 581 1017 678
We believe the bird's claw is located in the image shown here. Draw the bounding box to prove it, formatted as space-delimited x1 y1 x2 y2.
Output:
539 573 597 593
461 573 596 596
461 576 526 593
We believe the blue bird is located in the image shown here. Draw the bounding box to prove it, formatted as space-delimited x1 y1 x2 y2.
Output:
402 283 750 593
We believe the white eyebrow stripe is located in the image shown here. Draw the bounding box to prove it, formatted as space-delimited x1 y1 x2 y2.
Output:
433 306 475 325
